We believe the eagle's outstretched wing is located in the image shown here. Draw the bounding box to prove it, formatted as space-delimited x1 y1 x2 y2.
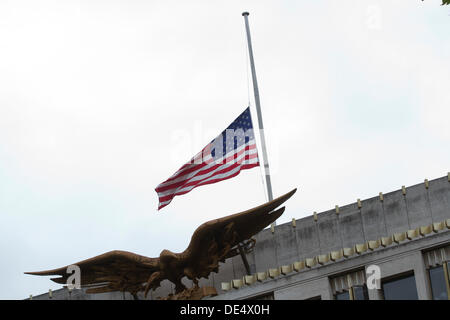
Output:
25 250 159 295
180 188 297 280
26 189 297 298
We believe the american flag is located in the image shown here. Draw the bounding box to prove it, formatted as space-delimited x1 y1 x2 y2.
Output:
155 107 260 210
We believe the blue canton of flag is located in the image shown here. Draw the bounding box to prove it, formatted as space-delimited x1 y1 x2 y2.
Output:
211 107 257 163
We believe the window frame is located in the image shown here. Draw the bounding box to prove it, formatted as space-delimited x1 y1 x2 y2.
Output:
427 263 450 300
381 271 419 300
334 290 350 300
334 285 368 300
246 291 274 300
350 285 369 300
442 261 450 300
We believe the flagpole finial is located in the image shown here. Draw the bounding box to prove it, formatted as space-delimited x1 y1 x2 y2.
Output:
242 12 249 16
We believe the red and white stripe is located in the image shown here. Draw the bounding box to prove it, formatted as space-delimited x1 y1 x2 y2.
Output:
155 139 260 210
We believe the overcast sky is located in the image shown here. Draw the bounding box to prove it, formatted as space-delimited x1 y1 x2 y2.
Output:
0 0 449 299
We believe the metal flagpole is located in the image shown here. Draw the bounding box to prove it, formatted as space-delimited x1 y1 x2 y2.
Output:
242 12 275 220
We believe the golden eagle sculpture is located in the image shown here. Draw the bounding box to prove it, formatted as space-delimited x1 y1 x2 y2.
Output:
26 189 296 299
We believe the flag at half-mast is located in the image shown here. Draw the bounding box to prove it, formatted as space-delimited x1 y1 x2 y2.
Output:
155 107 260 210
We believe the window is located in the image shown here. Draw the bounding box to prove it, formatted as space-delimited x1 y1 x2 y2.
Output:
247 292 274 300
335 291 350 300
305 295 321 300
382 273 418 300
330 269 369 300
428 262 450 300
334 286 368 300
423 246 450 300
352 285 369 300
429 266 446 300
